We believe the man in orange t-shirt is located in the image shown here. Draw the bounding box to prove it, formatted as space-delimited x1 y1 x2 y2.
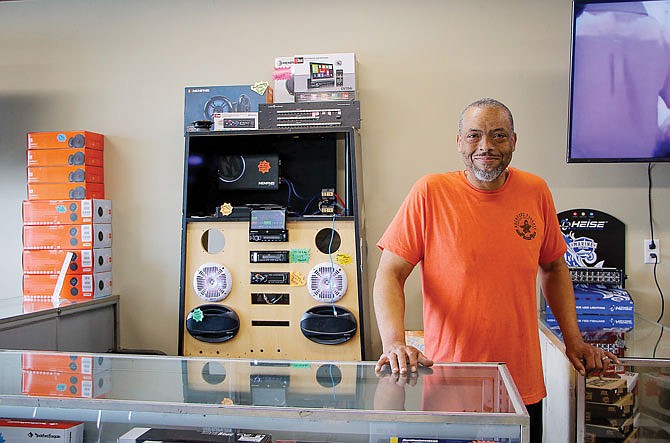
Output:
373 98 617 441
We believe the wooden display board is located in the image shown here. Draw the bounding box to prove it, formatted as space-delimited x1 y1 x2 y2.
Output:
182 219 362 360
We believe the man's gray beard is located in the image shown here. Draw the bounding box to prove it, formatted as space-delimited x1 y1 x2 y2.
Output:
471 164 505 182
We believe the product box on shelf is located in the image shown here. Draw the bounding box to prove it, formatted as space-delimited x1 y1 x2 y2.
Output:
27 182 105 200
0 418 84 443
27 147 104 167
544 313 634 332
274 56 297 103
119 427 272 443
584 415 636 442
27 164 104 184
22 353 112 375
184 84 273 133
22 199 112 225
23 223 112 250
586 376 628 404
22 271 113 299
27 131 104 150
292 53 356 94
546 284 635 316
22 369 111 398
22 248 112 274
585 392 636 419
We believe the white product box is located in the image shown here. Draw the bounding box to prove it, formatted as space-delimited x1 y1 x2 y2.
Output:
0 418 84 443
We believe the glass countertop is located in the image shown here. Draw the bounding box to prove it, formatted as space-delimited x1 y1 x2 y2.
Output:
0 349 525 421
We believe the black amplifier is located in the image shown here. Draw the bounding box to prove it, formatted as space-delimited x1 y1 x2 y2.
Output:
258 101 360 130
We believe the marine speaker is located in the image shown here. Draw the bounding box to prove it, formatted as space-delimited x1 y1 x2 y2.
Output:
300 305 357 345
204 96 234 120
186 304 240 343
193 262 233 302
307 262 347 303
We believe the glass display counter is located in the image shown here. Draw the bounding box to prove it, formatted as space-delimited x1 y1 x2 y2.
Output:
0 349 529 442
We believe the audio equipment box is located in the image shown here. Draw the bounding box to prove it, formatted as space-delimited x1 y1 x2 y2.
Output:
184 84 273 134
28 131 104 150
27 147 103 167
28 182 105 201
213 112 258 131
23 199 112 225
258 101 360 130
27 165 104 184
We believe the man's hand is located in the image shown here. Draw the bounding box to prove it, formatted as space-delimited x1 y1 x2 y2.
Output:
375 343 434 374
565 338 619 376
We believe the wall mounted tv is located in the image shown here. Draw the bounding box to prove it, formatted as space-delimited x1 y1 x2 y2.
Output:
568 0 670 163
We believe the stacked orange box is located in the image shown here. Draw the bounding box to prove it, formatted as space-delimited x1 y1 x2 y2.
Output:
21 353 112 398
22 131 112 313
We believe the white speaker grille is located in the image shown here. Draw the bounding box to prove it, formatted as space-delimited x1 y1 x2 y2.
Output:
193 262 233 302
307 262 347 303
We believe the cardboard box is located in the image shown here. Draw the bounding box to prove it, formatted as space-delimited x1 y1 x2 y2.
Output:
274 56 297 103
546 284 635 316
23 223 112 250
27 131 103 150
586 392 635 419
119 427 272 443
184 84 273 133
585 415 635 441
27 147 104 167
544 313 634 332
27 164 104 184
23 248 112 274
23 199 112 225
27 182 105 200
586 376 628 403
22 353 111 375
23 271 112 299
0 418 83 443
22 369 111 398
292 53 356 94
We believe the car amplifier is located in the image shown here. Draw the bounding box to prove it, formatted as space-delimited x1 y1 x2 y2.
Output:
258 101 360 129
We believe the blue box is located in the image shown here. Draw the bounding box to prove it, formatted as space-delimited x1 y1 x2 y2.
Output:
184 84 273 133
545 313 634 332
547 284 634 316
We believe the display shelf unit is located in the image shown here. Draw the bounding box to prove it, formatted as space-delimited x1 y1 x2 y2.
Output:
178 128 370 360
0 350 529 442
540 313 670 442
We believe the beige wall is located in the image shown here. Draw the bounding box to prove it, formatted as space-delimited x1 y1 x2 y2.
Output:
1 0 668 357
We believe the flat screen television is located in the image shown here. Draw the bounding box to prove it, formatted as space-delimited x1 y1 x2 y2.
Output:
567 0 670 163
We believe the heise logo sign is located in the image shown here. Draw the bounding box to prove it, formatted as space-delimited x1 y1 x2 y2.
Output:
560 218 608 231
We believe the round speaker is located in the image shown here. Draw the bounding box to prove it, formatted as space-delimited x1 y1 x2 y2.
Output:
300 305 357 345
204 96 234 120
68 151 86 165
186 304 240 343
217 155 246 183
69 186 86 199
69 169 86 182
193 262 233 302
307 262 348 302
68 134 85 149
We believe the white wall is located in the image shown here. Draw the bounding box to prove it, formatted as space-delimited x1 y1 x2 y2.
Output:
1 0 668 356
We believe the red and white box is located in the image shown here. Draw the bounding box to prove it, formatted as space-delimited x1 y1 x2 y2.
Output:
27 165 104 184
0 418 83 443
22 353 111 375
22 369 111 398
27 182 105 200
27 147 104 167
22 248 112 274
23 223 112 250
27 130 104 150
23 271 113 299
22 199 112 225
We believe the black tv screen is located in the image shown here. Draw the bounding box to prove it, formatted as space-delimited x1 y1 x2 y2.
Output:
568 0 670 163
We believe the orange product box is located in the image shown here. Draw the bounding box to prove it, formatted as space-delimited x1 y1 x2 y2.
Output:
27 147 104 167
27 130 104 150
23 271 113 299
23 199 112 225
22 369 111 398
27 182 104 200
22 248 112 274
27 164 104 184
23 223 112 250
22 353 111 375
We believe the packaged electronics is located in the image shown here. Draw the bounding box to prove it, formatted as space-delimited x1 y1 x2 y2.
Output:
27 131 104 150
292 53 356 94
119 427 271 443
0 418 84 443
22 199 112 225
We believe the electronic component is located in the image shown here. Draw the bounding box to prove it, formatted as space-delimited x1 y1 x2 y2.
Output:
250 272 290 285
258 101 360 129
249 250 289 263
249 208 288 242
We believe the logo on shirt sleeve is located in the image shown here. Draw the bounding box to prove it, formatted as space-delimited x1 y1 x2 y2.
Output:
514 212 537 240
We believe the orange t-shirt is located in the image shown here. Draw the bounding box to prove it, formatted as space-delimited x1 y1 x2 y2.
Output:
378 168 567 404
